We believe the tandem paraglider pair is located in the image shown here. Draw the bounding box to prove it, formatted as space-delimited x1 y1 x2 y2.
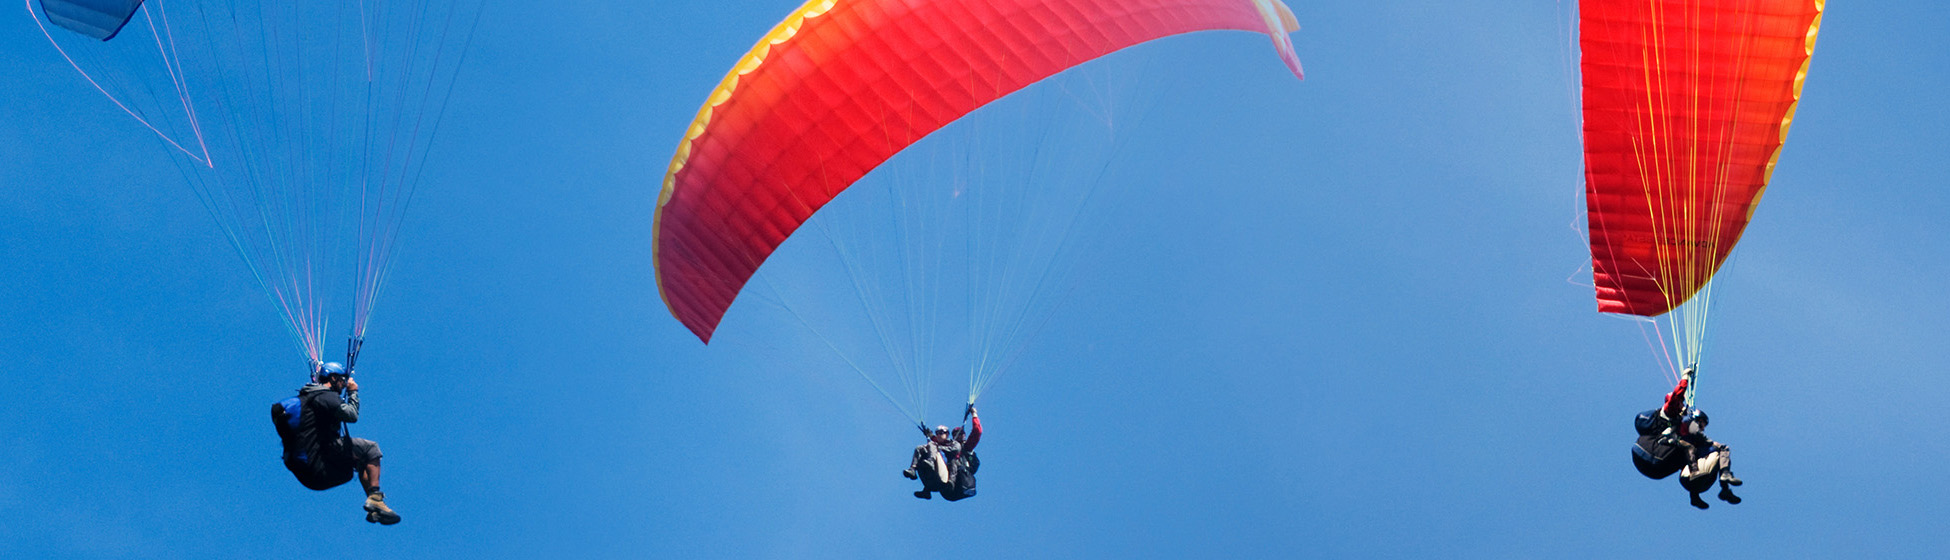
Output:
1577 0 1822 510
903 406 984 501
1631 368 1742 510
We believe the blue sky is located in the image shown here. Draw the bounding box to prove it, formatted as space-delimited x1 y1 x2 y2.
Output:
3 1 1948 558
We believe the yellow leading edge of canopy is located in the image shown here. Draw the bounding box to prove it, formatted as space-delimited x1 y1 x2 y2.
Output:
1747 2 1823 223
652 0 839 313
1659 1 1823 311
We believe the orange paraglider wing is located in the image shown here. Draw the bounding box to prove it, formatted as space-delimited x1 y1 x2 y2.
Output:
653 0 1303 342
1582 0 1822 317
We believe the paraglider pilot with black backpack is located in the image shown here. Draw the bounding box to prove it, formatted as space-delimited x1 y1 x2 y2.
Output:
272 361 401 524
1632 367 1742 509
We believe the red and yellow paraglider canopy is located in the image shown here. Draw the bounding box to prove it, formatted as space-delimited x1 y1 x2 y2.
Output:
1582 0 1824 318
1581 0 1823 382
653 0 1304 342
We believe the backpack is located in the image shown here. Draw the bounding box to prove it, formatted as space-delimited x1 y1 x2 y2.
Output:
274 396 303 429
1633 409 1669 437
271 395 307 463
1630 408 1689 479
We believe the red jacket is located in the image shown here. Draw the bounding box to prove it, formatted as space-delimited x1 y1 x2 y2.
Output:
1660 378 1692 435
962 415 983 451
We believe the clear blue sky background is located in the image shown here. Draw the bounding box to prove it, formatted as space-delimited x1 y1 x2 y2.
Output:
4 1 1948 558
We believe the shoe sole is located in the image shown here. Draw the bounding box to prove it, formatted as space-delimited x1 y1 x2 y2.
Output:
366 505 401 525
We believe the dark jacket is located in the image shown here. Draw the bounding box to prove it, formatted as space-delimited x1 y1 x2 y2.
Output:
279 383 360 489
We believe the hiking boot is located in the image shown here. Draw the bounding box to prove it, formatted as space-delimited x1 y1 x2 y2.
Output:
1718 486 1742 505
1689 493 1710 510
1721 473 1743 486
902 469 918 480
913 490 932 500
365 492 402 525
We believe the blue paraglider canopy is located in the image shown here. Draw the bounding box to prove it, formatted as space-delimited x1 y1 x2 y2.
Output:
39 0 144 41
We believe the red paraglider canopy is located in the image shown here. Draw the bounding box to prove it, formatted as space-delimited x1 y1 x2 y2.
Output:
653 0 1304 342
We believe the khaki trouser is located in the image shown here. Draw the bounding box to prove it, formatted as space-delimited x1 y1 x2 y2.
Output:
1679 445 1731 491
